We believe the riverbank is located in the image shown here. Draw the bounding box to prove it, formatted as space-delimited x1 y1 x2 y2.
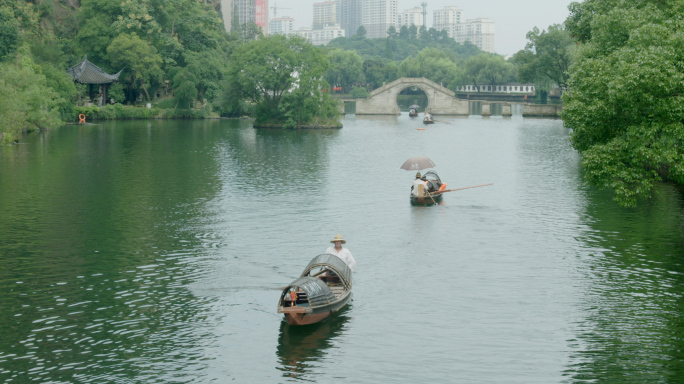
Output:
74 104 218 122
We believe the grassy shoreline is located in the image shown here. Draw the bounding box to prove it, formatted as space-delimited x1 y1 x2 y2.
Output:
73 104 218 122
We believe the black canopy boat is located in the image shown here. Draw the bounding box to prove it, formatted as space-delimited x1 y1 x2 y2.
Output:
409 108 419 117
411 170 446 206
278 254 353 325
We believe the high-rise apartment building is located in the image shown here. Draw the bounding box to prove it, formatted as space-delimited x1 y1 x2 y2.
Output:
313 1 337 29
433 6 463 34
361 0 397 39
269 17 295 35
337 0 362 37
463 18 495 53
397 7 424 27
220 0 269 35
433 7 495 53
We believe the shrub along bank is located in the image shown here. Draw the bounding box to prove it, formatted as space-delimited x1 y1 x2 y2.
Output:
73 104 215 122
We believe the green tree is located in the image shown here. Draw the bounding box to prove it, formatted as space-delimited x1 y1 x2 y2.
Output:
325 49 364 93
399 25 409 39
398 48 460 88
562 0 684 207
461 53 515 91
0 46 62 143
511 24 574 89
356 25 367 37
229 35 337 127
387 25 398 39
106 33 163 102
0 7 19 59
408 25 418 40
350 86 369 99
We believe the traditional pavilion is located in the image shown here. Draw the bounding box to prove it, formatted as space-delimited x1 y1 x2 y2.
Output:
67 55 123 106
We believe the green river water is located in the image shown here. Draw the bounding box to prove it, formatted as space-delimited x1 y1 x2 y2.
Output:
1 115 683 383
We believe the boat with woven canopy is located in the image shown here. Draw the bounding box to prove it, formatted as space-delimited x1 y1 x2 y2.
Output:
277 254 353 325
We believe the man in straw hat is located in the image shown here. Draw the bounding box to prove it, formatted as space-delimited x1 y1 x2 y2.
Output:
325 234 356 271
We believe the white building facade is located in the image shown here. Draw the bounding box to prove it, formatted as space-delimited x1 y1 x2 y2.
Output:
269 17 295 35
457 83 535 94
292 24 346 45
433 7 495 53
433 6 463 33
463 18 495 53
361 0 398 39
313 1 337 29
397 7 424 28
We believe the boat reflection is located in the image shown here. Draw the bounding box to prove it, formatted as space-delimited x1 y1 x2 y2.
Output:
276 304 351 380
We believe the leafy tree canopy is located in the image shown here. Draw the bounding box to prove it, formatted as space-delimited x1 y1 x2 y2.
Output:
398 48 461 89
229 35 338 127
562 0 684 207
510 24 574 89
461 53 516 91
325 49 364 92
327 29 480 63
106 33 163 101
0 45 62 143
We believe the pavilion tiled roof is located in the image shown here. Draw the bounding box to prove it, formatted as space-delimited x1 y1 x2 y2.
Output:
66 55 122 84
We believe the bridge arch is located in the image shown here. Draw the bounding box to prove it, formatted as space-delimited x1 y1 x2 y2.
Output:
355 77 468 115
397 84 430 110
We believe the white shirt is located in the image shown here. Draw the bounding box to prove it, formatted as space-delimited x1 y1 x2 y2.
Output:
411 178 428 196
325 247 356 271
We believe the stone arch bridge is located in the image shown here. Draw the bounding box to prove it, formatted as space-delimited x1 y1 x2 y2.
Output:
352 77 561 117
355 77 465 115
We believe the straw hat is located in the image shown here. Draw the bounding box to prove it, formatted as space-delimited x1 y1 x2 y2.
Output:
330 234 346 244
415 172 422 178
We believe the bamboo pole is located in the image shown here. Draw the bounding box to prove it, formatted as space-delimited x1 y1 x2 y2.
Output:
430 183 493 195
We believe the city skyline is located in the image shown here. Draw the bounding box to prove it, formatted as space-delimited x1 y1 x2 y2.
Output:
270 0 573 55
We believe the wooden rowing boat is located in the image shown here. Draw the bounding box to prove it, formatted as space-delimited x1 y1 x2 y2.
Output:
410 170 445 206
277 254 353 325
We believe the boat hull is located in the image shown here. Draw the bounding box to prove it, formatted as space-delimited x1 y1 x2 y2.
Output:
280 292 352 326
410 194 443 206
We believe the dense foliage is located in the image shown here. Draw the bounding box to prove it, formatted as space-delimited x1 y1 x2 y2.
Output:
562 0 684 206
327 26 481 62
461 53 516 92
0 48 63 143
229 35 340 128
323 28 521 94
510 24 574 90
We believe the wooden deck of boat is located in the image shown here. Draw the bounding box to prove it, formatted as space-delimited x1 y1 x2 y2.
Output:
330 286 345 299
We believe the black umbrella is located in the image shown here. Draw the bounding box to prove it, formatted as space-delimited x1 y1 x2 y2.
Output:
409 104 420 109
400 156 436 171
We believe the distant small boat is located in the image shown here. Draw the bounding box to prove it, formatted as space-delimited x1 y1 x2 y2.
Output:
423 114 434 124
409 108 419 117
277 254 353 325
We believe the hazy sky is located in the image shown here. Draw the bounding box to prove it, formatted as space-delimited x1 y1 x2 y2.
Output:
271 0 574 55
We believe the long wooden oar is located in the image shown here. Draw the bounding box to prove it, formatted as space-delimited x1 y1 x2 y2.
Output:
430 183 493 195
